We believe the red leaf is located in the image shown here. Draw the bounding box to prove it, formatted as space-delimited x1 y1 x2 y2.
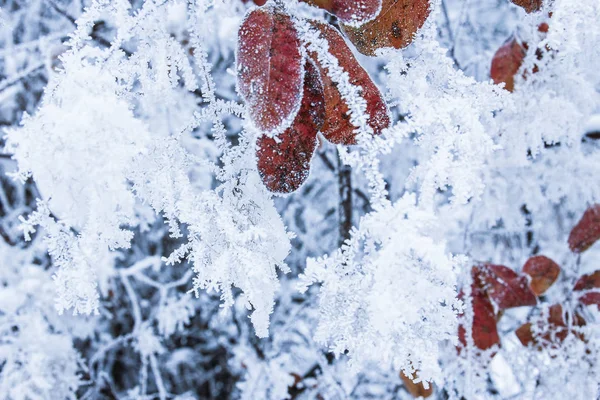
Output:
341 0 431 56
458 284 500 351
474 264 537 309
568 205 600 253
522 255 561 296
490 36 526 92
573 270 600 291
309 21 390 145
237 7 304 133
256 59 325 193
300 0 382 26
511 0 543 13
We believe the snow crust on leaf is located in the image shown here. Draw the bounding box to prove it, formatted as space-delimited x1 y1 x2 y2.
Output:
237 6 304 134
309 21 390 145
257 58 325 193
342 0 431 56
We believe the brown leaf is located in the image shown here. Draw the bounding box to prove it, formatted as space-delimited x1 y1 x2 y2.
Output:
237 7 304 133
341 0 431 56
522 255 561 296
515 322 534 346
309 21 390 145
511 0 543 13
256 59 325 193
490 36 526 92
300 0 383 26
475 264 537 309
568 205 600 253
400 371 433 398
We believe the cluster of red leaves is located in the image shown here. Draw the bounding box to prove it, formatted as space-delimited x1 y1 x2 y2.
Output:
237 0 430 193
460 205 600 354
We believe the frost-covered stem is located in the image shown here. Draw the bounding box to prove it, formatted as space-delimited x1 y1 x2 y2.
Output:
337 149 353 246
149 353 167 400
120 273 142 329
120 256 162 277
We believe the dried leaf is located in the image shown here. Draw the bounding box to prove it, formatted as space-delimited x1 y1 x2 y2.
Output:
256 59 325 193
341 0 431 56
237 7 304 133
522 255 561 296
490 36 526 92
475 264 537 309
511 0 543 13
310 21 390 145
400 371 433 398
568 205 600 253
300 0 383 26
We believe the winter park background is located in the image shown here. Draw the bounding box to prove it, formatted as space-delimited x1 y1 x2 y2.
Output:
0 0 600 399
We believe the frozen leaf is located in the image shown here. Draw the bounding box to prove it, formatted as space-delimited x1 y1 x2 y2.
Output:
458 284 500 351
237 6 304 133
400 371 433 398
300 0 382 26
256 59 325 193
490 36 526 92
474 264 537 309
568 205 600 253
573 270 600 291
309 51 355 144
341 0 431 56
310 21 390 145
511 0 543 13
522 255 561 296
